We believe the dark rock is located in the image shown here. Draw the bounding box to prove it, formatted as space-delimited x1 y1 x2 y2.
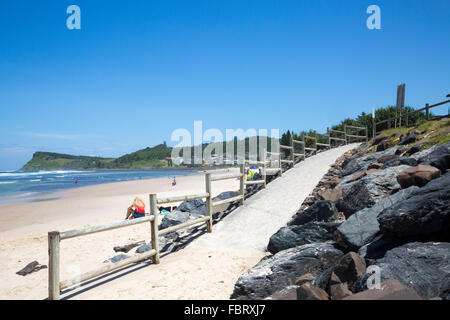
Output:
16 261 47 276
357 235 405 259
266 286 298 300
114 240 145 253
213 191 240 201
333 252 366 286
330 283 353 300
135 243 153 254
288 200 338 226
376 141 390 152
297 282 329 300
396 164 441 188
377 154 399 164
381 156 418 169
312 266 333 291
373 134 388 145
378 172 450 238
230 243 344 300
337 165 410 217
345 279 422 300
353 242 450 299
367 162 383 170
337 186 419 249
159 210 190 230
267 221 340 254
415 141 450 173
105 254 130 264
399 130 419 145
176 199 206 217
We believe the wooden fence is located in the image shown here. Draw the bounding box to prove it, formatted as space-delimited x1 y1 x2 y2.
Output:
47 129 366 300
373 98 450 135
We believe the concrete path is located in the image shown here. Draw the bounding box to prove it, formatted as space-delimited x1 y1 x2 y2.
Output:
195 143 358 252
67 143 357 300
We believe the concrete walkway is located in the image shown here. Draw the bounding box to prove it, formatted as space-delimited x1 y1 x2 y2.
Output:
67 143 357 300
195 143 358 252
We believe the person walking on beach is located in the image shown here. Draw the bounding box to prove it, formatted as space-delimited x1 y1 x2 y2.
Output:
125 197 146 219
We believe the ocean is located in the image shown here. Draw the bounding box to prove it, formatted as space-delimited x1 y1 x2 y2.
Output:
0 169 196 204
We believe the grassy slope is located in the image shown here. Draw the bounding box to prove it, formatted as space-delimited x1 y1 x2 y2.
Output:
366 118 450 152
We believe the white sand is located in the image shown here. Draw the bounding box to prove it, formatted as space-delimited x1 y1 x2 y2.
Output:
0 144 356 300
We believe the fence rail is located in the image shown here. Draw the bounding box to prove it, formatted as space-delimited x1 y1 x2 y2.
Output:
373 99 450 135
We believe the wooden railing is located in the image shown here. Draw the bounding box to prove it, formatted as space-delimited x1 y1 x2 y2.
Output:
373 99 450 135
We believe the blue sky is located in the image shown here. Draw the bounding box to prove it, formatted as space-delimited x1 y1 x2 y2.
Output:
0 0 449 170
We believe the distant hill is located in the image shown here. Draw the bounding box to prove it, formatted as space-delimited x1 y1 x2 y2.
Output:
20 137 276 171
21 143 173 171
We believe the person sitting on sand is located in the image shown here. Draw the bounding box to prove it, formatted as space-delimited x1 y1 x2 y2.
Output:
125 197 146 219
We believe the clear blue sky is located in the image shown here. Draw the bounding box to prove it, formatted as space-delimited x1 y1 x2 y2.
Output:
0 0 449 170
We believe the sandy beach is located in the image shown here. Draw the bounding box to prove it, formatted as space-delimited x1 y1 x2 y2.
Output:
0 168 242 299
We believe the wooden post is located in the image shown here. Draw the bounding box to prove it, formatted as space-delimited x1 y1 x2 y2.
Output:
290 137 294 167
239 163 245 205
149 194 160 264
48 231 60 300
387 118 391 129
426 103 430 120
314 131 318 154
302 133 306 156
343 125 347 144
365 126 368 143
205 173 213 232
405 112 409 127
262 148 267 188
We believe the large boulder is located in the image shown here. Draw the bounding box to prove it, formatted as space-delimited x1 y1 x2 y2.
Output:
357 235 406 260
267 222 340 254
337 186 419 250
396 164 441 188
337 165 410 217
353 242 450 299
213 191 240 201
230 243 344 300
176 199 206 217
414 141 450 173
378 172 450 238
159 210 190 230
288 200 338 226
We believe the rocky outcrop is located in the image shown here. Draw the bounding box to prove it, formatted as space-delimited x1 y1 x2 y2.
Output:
230 243 344 300
337 165 410 217
378 173 450 238
267 222 340 254
353 242 450 299
337 186 419 250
